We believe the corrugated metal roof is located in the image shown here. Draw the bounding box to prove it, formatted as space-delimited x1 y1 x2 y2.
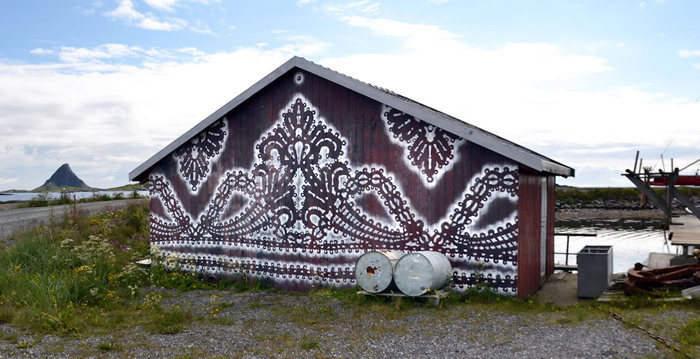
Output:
130 56 574 182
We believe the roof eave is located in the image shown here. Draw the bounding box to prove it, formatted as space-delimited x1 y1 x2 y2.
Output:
129 57 304 182
130 56 575 181
294 59 575 177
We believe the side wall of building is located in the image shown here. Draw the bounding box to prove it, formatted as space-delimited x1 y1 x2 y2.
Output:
516 171 557 297
147 69 524 294
517 170 542 297
546 175 556 276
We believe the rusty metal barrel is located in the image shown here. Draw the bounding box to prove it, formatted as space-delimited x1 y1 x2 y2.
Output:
355 250 405 293
394 251 452 296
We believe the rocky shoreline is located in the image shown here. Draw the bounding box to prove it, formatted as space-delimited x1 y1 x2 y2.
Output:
555 195 699 221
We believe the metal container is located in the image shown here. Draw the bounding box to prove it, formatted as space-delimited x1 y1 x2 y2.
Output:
394 251 452 296
355 250 405 293
577 245 613 298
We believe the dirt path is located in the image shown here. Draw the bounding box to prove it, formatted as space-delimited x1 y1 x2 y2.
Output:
0 199 144 240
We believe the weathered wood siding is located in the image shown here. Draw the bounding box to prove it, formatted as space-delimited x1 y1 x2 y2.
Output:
516 170 542 297
546 175 556 276
146 69 524 294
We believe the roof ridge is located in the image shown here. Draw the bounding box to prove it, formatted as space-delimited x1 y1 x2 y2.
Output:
130 56 574 182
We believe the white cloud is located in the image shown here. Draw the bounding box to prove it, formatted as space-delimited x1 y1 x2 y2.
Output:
565 146 638 155
361 3 379 13
585 41 625 52
75 1 104 15
678 49 700 58
320 16 698 186
30 48 55 55
427 0 451 3
177 47 206 56
638 2 646 11
143 0 213 12
282 36 330 56
143 0 181 11
2 16 698 189
337 16 611 83
57 44 138 63
0 40 324 189
105 0 188 31
29 44 172 67
325 1 380 16
189 19 216 35
0 178 18 185
296 0 316 5
585 41 606 52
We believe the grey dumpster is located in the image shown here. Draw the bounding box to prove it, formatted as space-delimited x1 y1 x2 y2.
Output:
577 245 613 298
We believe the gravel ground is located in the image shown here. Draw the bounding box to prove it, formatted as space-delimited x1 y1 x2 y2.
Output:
0 203 686 358
0 199 144 241
0 289 677 359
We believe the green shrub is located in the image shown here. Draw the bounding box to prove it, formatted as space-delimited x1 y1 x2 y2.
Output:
26 192 51 207
0 200 153 333
91 192 112 202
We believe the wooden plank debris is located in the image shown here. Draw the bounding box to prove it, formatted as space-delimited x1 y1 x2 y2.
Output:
357 290 450 307
670 215 700 246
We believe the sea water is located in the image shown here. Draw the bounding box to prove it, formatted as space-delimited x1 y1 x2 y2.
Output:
0 191 149 203
554 226 672 274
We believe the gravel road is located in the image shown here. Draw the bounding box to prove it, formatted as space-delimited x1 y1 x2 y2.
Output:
0 199 143 240
0 289 678 358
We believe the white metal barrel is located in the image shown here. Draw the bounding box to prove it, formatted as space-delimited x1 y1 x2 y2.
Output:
394 251 452 296
355 250 405 293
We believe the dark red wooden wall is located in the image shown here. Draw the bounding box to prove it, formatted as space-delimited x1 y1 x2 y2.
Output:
517 170 540 297
516 171 557 298
143 67 547 295
546 175 556 276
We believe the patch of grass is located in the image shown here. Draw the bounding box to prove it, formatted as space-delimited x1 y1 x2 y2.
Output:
299 335 319 350
0 201 153 334
677 318 700 345
144 307 192 335
97 340 121 351
16 340 34 348
2 332 19 344
230 277 273 293
43 344 66 354
0 305 14 324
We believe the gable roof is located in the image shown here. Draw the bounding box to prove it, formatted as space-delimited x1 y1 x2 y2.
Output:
129 56 574 182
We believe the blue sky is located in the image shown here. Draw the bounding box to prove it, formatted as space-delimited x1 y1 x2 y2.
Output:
1 0 699 191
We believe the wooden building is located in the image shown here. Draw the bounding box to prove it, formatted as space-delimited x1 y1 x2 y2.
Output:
129 57 574 297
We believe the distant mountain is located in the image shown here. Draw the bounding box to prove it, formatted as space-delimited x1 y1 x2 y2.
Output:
33 164 92 191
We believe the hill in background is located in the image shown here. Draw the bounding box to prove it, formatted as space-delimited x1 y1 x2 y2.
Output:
32 163 93 192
